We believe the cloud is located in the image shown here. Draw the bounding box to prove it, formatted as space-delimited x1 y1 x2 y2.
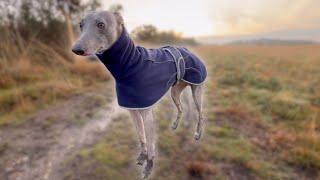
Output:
101 0 320 36
208 0 320 35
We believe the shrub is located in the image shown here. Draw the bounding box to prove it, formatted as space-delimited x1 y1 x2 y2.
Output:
218 73 246 86
268 99 308 121
219 72 282 92
288 147 320 170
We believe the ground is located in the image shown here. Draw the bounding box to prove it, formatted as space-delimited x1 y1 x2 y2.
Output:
0 45 319 180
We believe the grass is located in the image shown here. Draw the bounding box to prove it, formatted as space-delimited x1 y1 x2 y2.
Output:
64 114 139 180
3 36 319 179
67 94 287 179
0 30 111 126
58 45 320 179
196 44 320 178
60 44 320 179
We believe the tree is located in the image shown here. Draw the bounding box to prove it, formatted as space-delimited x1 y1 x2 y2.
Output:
131 25 198 45
109 4 124 13
0 0 102 58
131 25 158 42
57 0 81 51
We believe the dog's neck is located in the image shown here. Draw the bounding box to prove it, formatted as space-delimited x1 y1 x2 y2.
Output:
96 26 141 80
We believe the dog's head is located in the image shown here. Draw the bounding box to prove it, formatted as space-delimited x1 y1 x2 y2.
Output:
72 11 123 56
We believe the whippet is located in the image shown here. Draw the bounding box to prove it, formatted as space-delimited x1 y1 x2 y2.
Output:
72 11 207 178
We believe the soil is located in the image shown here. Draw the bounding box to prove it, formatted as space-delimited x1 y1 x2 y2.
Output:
0 84 125 180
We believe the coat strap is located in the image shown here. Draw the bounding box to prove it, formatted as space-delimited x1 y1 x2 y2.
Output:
163 46 185 83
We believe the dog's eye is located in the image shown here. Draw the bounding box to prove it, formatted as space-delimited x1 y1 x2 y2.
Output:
97 22 105 28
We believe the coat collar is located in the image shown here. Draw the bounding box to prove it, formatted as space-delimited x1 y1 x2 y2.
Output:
96 26 141 80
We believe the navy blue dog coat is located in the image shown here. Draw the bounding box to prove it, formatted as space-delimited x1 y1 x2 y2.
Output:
96 28 207 109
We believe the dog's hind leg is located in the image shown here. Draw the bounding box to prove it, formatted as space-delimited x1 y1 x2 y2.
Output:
191 84 204 140
140 108 155 178
171 81 188 130
129 110 148 165
183 87 194 128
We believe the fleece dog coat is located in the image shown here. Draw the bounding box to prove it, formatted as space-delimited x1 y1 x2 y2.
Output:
96 28 207 109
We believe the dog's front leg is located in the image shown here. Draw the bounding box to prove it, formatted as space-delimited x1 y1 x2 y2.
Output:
129 110 148 165
140 108 155 178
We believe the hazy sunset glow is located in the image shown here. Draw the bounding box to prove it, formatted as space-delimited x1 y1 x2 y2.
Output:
102 0 320 37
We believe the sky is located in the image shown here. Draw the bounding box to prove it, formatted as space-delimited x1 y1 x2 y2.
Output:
102 0 320 37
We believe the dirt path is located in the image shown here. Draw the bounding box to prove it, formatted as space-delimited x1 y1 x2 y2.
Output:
0 85 125 180
0 84 201 180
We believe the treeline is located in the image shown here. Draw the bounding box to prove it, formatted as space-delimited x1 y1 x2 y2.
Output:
0 0 101 60
228 39 315 46
131 25 198 46
0 0 197 56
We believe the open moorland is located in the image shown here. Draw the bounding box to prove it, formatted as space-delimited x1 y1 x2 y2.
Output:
1 44 320 180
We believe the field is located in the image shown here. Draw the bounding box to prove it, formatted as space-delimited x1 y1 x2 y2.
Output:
1 44 320 180
60 45 320 179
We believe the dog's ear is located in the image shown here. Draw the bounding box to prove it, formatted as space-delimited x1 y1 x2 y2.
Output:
113 12 124 25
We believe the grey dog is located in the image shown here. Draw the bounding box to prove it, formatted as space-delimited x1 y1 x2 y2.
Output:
72 11 205 178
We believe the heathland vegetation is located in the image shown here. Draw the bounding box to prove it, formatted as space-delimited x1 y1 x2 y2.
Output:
63 44 320 179
0 0 319 179
0 0 109 125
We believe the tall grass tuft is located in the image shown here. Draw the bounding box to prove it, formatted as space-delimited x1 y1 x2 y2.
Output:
0 29 110 125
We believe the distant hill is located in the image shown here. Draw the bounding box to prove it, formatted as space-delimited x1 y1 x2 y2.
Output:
197 28 320 45
227 39 315 46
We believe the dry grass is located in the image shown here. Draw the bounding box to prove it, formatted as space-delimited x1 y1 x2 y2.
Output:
60 44 320 179
0 30 110 126
196 44 320 178
184 160 215 178
71 58 110 81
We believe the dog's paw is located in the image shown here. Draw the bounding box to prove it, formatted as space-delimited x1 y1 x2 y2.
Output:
142 160 153 178
136 152 148 166
194 132 202 140
171 122 178 130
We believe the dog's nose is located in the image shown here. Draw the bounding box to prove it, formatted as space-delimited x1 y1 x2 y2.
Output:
72 47 85 55
72 44 85 55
